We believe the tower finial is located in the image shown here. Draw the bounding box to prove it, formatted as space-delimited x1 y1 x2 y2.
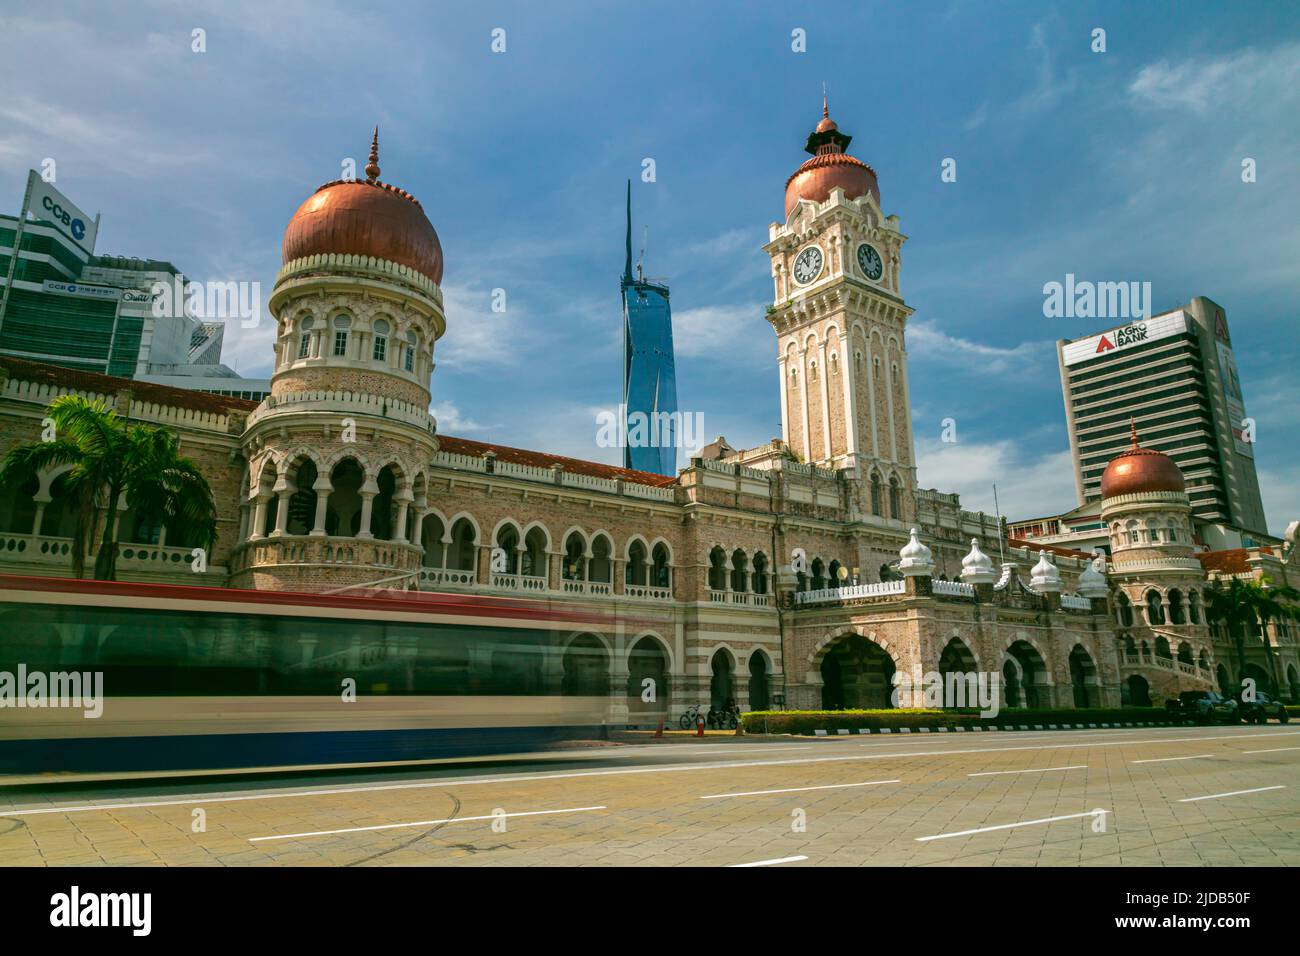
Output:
1130 416 1139 449
365 126 381 182
822 82 829 118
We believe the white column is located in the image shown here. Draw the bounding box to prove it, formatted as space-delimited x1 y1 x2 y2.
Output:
798 347 812 463
840 334 856 457
777 354 790 448
817 340 832 462
865 349 880 460
311 476 332 535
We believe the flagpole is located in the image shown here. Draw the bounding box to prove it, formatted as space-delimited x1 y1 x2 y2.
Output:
992 483 1005 564
0 171 36 338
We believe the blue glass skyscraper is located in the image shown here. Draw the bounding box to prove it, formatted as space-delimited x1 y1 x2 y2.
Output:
621 181 679 476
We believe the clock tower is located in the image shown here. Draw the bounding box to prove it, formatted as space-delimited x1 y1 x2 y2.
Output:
763 99 917 522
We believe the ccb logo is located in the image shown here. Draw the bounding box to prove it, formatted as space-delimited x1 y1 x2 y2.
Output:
41 195 85 241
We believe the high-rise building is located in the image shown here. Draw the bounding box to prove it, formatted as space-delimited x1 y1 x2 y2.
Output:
0 173 269 400
1056 297 1269 547
620 182 679 476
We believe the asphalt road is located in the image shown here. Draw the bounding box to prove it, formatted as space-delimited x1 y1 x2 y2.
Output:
2 724 1298 866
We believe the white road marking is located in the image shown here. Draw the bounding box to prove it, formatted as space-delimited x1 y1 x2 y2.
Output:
248 805 607 842
916 809 1108 842
6 729 1295 818
967 765 1088 777
1178 786 1286 803
700 779 900 799
1241 747 1300 755
1131 754 1216 764
729 855 808 867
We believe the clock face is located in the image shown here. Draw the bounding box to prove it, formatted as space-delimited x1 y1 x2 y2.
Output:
793 245 824 284
857 243 883 281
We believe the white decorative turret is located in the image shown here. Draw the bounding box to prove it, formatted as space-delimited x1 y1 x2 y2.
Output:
1029 549 1062 593
1076 550 1109 599
898 527 934 577
959 537 997 585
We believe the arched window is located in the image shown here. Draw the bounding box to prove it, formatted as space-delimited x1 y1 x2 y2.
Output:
811 558 826 591
828 559 843 588
870 472 882 516
626 539 648 586
522 526 548 577
589 535 613 583
651 543 671 589
297 316 314 359
1117 592 1134 627
708 546 727 591
888 477 901 519
1146 590 1166 626
751 552 769 595
563 532 586 581
730 549 749 592
1168 589 1185 625
446 517 477 571
1188 590 1202 624
495 523 521 574
372 318 389 362
404 330 417 372
332 314 351 356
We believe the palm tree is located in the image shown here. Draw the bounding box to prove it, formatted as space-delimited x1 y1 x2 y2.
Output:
1204 576 1300 692
0 395 217 580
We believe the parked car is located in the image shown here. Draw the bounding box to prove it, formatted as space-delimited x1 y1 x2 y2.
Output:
1165 690 1239 725
1236 691 1291 724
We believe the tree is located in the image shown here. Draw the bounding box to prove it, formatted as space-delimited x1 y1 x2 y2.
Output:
0 395 217 580
1204 576 1300 693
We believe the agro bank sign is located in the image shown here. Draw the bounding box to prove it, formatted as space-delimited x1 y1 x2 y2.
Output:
1061 311 1188 367
24 171 98 257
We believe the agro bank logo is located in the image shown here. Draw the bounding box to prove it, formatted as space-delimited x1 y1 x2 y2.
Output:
150 275 261 328
891 668 1000 718
596 404 704 449
1043 273 1151 320
0 664 103 718
1092 322 1150 355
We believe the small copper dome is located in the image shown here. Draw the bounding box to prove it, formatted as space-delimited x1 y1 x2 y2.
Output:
282 129 444 285
784 97 879 218
1101 423 1186 497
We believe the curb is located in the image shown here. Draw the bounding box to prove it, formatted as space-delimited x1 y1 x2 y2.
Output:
803 721 1175 737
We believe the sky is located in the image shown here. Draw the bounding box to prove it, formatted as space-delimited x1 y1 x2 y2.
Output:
1 0 1297 533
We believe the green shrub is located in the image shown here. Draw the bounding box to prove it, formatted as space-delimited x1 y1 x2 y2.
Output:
740 706 1172 736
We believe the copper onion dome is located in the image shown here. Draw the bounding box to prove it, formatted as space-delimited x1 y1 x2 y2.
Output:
282 128 444 285
784 95 880 218
1100 421 1186 498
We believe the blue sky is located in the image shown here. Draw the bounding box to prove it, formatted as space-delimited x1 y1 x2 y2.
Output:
2 1 1297 532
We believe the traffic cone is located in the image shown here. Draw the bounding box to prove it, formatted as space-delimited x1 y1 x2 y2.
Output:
696 717 705 737
654 718 664 738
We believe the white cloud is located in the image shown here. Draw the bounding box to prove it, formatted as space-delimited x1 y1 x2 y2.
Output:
1128 44 1300 115
437 283 539 369
907 320 1050 375
673 303 768 360
916 436 1078 522
430 401 495 436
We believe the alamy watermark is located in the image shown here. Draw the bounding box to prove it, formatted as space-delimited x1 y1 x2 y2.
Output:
150 275 261 328
0 665 103 718
1043 273 1151 321
891 668 1000 718
596 404 704 450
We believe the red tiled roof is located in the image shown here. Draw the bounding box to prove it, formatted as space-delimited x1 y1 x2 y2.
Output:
1197 547 1274 575
1007 536 1093 560
0 356 258 416
435 435 678 488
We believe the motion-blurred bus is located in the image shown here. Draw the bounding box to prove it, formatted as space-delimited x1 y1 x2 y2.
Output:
0 574 633 774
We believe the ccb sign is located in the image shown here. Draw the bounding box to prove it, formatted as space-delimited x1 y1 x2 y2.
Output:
41 194 85 241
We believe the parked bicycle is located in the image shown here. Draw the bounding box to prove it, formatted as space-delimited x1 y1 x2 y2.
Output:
678 703 704 730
